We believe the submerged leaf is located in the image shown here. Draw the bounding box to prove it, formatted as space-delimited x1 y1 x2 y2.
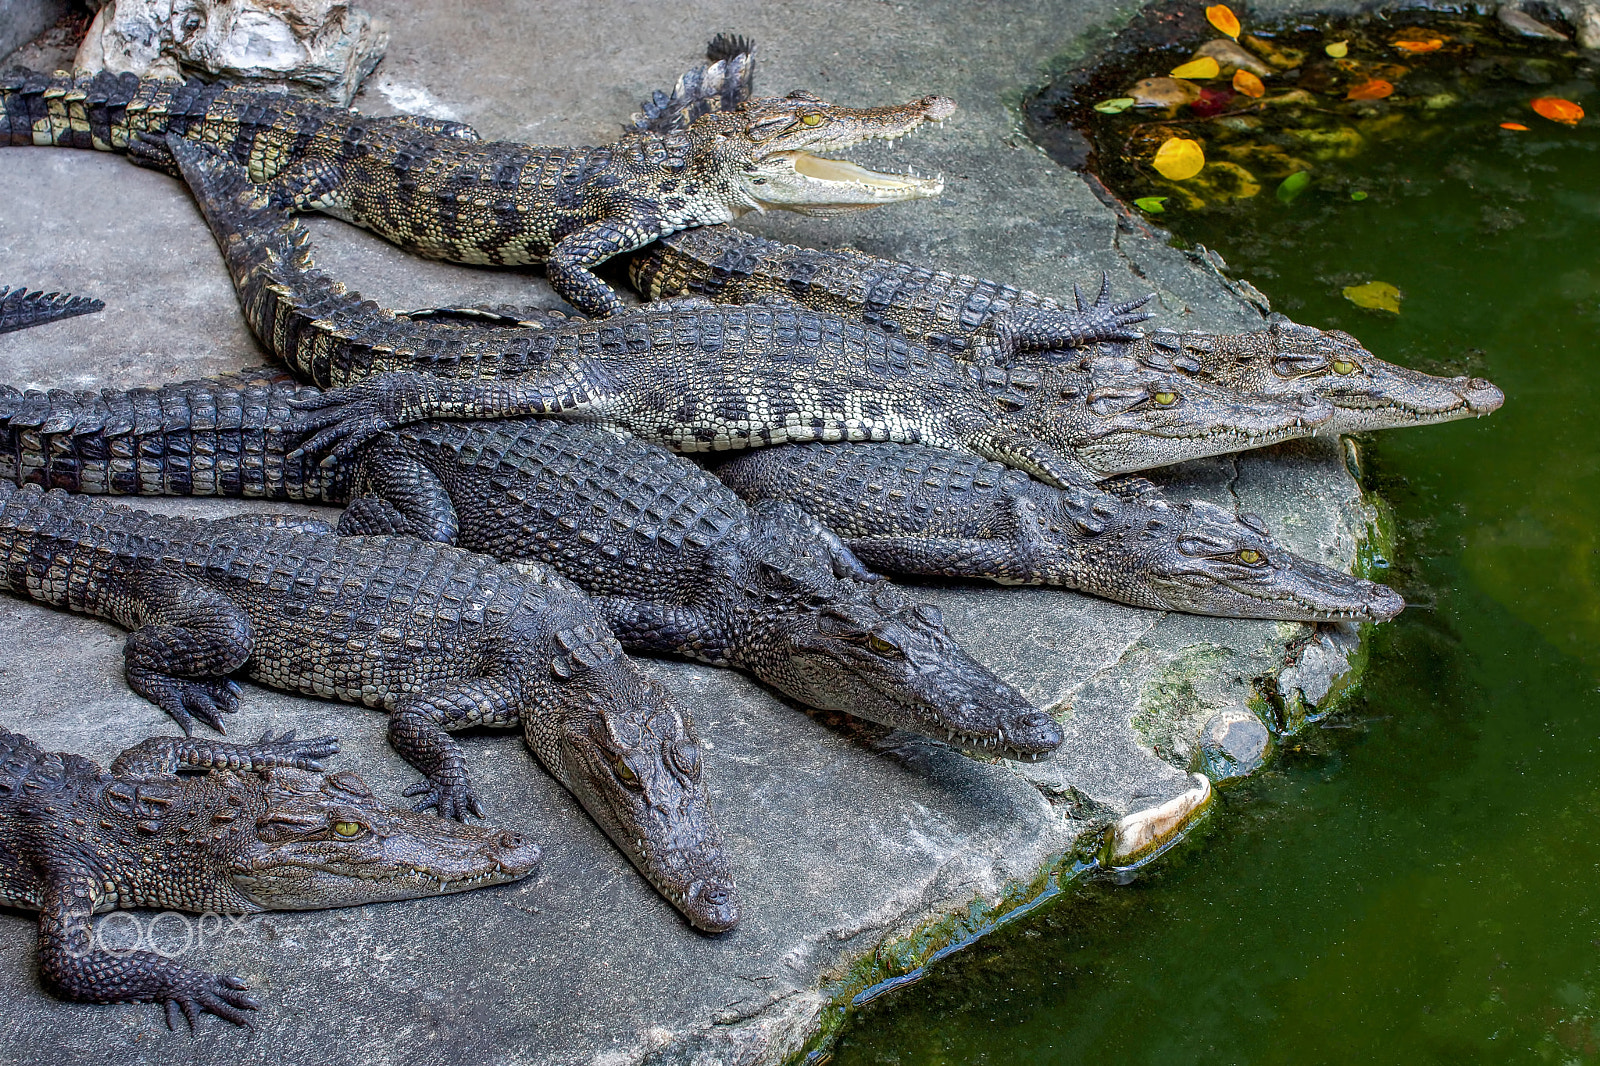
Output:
1095 97 1137 114
1325 41 1349 58
1532 97 1585 125
1347 79 1395 101
1392 37 1444 53
1350 190 1368 201
1276 170 1311 202
1207 4 1242 39
1152 137 1207 180
1343 281 1403 313
1134 196 1169 213
1500 121 1530 130
1171 56 1222 79
1233 69 1266 97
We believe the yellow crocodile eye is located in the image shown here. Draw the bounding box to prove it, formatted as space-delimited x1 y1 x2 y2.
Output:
867 633 898 655
1331 359 1356 375
1153 391 1177 406
332 822 362 838
611 754 641 787
1237 549 1262 564
800 112 825 126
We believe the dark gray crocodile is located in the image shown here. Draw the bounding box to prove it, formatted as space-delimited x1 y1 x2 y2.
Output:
0 38 952 317
628 225 1504 431
0 726 540 1028
0 480 736 931
0 285 104 334
0 373 1061 760
716 443 1403 622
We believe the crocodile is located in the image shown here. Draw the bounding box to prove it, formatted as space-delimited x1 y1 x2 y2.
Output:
716 443 1403 622
0 42 953 317
0 480 736 931
0 374 1061 760
0 285 104 334
0 726 540 1029
627 225 1504 431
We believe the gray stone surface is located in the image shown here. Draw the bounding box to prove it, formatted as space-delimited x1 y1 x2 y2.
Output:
0 2 1382 1063
0 0 70 61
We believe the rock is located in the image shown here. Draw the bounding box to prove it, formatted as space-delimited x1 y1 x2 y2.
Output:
74 0 389 105
1103 773 1213 868
1194 38 1274 77
0 0 71 61
1195 708 1272 780
1128 75 1203 107
1498 5 1570 39
1556 0 1600 47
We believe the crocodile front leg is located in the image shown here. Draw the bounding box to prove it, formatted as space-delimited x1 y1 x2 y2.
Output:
547 210 667 318
36 874 261 1029
118 575 255 735
108 731 340 777
386 678 524 821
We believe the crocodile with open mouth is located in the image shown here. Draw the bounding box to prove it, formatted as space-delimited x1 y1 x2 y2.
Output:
716 442 1404 622
0 37 952 318
0 481 737 933
0 373 1061 761
0 726 541 1029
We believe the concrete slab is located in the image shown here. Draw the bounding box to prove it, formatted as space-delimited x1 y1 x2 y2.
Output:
0 2 1382 1062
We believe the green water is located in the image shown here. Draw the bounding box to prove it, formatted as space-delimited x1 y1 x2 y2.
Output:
830 25 1600 1066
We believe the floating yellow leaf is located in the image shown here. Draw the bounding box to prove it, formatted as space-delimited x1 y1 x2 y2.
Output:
1152 137 1207 180
1532 97 1584 125
1392 37 1444 53
1325 41 1349 58
1347 79 1394 100
1232 69 1265 97
1170 56 1221 79
1206 4 1241 38
1343 281 1402 313
1500 121 1529 130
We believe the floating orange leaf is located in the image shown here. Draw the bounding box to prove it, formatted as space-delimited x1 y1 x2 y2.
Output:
1500 121 1529 131
1532 97 1584 125
1171 56 1221 79
1152 137 1207 180
1347 79 1394 101
1392 38 1444 53
1206 4 1241 38
1232 69 1265 97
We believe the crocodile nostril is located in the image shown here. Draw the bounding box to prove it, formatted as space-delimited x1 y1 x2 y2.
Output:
500 832 526 849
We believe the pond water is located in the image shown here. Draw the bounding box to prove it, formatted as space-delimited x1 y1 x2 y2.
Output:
830 11 1600 1064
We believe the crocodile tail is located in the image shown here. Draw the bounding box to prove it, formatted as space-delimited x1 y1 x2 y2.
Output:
629 36 756 133
0 285 104 334
0 373 346 502
0 68 230 153
169 135 554 387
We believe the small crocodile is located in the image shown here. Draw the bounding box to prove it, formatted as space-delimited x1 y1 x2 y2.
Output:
0 726 540 1028
0 374 1061 760
628 225 1504 431
0 285 104 334
0 480 736 931
0 42 952 317
717 443 1404 622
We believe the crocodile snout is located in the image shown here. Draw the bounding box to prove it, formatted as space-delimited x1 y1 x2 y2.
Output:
1459 376 1505 415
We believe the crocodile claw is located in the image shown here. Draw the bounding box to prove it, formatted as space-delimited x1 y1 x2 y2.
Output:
286 373 437 466
1072 272 1156 343
252 729 341 771
160 970 260 1031
403 778 485 822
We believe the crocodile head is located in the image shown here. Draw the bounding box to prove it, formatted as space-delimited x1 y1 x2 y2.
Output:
1065 492 1404 621
729 514 1062 759
691 90 955 215
530 619 738 933
1016 357 1336 478
1136 316 1505 432
217 767 541 910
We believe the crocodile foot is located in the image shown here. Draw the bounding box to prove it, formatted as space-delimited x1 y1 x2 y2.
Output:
126 671 243 735
1070 272 1156 344
159 970 261 1031
403 777 485 822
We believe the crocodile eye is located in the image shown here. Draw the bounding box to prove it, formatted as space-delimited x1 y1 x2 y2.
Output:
332 821 363 839
669 741 702 782
1236 549 1263 564
800 112 825 126
866 632 900 656
610 754 642 789
1153 391 1177 406
1331 359 1356 375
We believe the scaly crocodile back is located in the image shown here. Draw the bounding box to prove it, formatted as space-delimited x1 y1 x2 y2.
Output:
0 374 346 501
629 226 1062 354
